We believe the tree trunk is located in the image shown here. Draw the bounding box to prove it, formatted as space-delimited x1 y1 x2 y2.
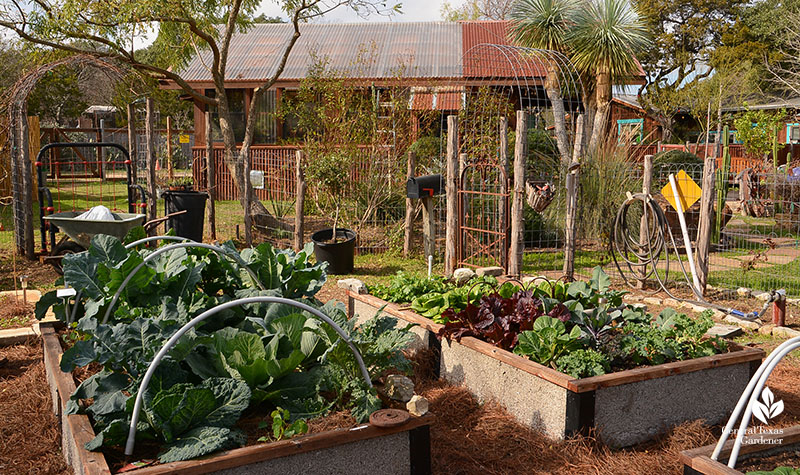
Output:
545 67 572 166
588 67 611 152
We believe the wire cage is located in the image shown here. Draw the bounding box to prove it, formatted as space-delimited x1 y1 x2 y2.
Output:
435 43 584 270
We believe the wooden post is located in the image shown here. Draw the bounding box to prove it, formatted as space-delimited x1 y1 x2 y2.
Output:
563 166 578 281
421 197 434 259
714 125 731 242
294 150 305 251
19 108 34 258
205 110 216 240
127 103 137 183
166 116 174 181
145 98 157 233
509 110 527 277
403 150 417 258
499 117 509 265
243 150 253 247
696 156 716 293
96 123 104 179
28 116 39 202
637 154 653 289
445 115 459 276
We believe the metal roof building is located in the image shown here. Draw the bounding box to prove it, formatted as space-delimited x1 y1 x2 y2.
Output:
175 21 530 88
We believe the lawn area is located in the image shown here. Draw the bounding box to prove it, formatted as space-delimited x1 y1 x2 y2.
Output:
708 260 800 296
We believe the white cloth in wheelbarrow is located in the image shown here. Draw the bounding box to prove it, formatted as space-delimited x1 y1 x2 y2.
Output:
75 205 116 221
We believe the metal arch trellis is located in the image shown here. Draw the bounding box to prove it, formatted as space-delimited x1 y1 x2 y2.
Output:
1 55 127 258
447 44 584 270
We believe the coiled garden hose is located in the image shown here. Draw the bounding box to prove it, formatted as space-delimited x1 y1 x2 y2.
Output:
610 193 766 320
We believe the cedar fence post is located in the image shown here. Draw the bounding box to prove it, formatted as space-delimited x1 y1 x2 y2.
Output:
696 156 716 293
166 116 174 181
145 97 157 234
127 103 137 183
294 150 305 251
205 109 216 240
19 108 34 258
403 150 416 258
637 154 653 289
499 117 509 268
445 115 459 277
509 110 527 277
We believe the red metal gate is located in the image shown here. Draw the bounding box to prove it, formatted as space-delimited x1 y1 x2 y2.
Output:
458 160 510 269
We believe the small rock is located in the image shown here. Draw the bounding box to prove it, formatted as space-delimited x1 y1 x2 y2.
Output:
754 292 772 302
623 294 641 302
385 375 415 402
476 266 504 277
679 301 694 310
737 287 752 298
521 275 548 286
338 278 367 294
406 395 429 416
772 326 800 339
691 304 708 314
724 315 761 331
759 323 776 336
453 268 475 284
712 310 727 320
631 303 647 311
787 298 800 306
642 297 663 306
705 324 743 338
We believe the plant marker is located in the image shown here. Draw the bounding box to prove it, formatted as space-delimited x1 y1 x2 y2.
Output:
668 174 702 294
427 255 433 278
57 287 77 324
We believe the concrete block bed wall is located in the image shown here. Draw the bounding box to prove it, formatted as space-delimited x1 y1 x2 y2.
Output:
346 286 765 448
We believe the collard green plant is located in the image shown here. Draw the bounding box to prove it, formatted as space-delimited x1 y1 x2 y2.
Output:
513 316 583 367
258 407 309 442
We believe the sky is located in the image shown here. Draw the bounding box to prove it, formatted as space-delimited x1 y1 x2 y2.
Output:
255 0 448 23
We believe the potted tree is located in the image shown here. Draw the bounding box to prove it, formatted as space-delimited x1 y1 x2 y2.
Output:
307 149 357 274
162 177 208 241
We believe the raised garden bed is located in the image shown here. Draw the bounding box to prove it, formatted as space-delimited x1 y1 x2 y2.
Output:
680 425 800 474
41 323 433 475
347 290 765 448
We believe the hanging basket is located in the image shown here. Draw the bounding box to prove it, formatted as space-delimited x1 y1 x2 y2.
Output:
526 181 555 213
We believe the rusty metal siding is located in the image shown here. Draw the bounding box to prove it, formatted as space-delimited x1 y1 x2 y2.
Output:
181 22 463 82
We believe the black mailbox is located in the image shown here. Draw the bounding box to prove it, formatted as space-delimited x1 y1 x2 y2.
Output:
407 174 444 199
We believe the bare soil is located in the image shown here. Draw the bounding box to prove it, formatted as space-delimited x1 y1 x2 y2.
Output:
0 294 35 329
0 339 71 474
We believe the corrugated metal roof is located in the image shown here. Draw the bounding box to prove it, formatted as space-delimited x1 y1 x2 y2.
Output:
180 22 463 82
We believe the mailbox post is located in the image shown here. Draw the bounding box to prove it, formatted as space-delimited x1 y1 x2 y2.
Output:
407 174 444 259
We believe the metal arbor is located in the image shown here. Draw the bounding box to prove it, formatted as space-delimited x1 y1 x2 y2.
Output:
441 44 583 270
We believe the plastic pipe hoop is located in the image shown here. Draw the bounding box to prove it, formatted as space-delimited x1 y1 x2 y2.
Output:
668 174 702 293
711 335 800 467
101 242 267 324
124 296 372 456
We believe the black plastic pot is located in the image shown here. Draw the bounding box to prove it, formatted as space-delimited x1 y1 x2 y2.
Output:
311 228 356 274
163 190 208 242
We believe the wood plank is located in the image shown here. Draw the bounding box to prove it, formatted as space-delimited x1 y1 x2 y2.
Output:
134 414 435 475
404 150 416 258
690 456 742 475
294 150 305 251
681 426 800 474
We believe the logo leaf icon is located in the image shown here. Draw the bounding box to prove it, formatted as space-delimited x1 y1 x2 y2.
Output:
762 387 775 407
753 400 770 425
769 400 784 419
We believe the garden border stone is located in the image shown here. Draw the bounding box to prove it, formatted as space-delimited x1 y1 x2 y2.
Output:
348 291 765 447
680 425 800 474
40 323 434 475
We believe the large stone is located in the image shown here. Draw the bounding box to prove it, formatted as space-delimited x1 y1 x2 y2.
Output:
337 278 367 294
384 374 415 402
724 315 761 331
737 287 752 298
759 323 776 336
406 395 429 417
453 268 475 284
705 324 743 339
772 326 800 339
476 266 504 277
642 297 663 306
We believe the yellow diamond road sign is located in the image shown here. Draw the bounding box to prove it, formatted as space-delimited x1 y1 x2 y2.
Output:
661 169 702 211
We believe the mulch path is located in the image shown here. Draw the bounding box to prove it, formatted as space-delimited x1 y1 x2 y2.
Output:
0 339 71 475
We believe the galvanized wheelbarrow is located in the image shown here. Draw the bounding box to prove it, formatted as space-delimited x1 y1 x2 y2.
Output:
42 211 146 273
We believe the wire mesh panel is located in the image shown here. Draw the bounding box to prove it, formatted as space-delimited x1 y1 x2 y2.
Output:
459 162 509 268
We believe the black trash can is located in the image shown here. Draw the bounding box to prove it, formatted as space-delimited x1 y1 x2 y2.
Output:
163 190 208 242
311 228 356 274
